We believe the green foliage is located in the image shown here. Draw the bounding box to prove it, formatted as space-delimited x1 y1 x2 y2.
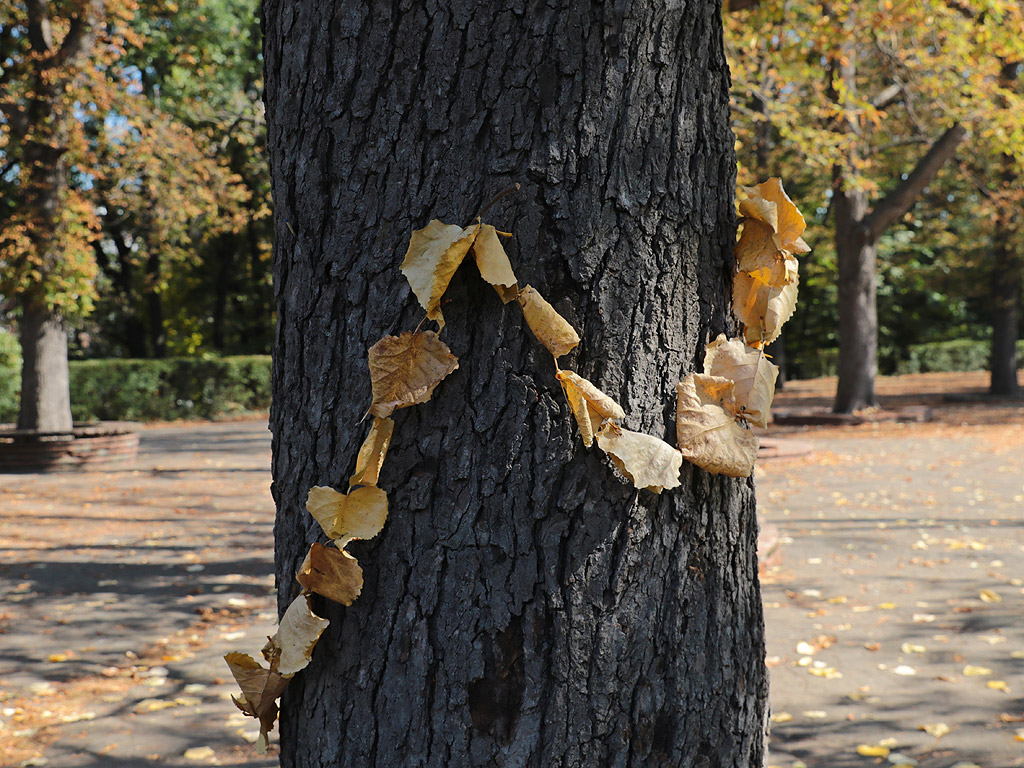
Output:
68 357 271 422
896 340 1024 376
0 330 22 422
0 344 270 423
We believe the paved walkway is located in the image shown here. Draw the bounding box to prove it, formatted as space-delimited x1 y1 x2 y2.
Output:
0 421 279 767
1 375 1021 767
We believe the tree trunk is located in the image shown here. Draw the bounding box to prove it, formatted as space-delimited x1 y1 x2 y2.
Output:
833 186 878 412
145 249 167 358
264 2 767 767
989 239 1021 397
17 299 73 433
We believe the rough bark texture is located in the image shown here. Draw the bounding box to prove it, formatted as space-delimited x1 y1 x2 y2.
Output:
17 299 73 433
264 2 767 766
833 186 878 413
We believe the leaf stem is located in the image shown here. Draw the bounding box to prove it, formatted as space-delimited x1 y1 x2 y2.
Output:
475 183 521 221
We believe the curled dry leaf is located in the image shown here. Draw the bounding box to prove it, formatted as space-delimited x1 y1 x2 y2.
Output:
517 285 580 359
556 369 624 447
368 331 459 418
307 485 388 547
224 651 288 754
401 219 480 329
733 268 799 347
471 224 518 303
296 540 364 606
675 373 759 477
297 542 363 606
738 177 810 254
735 221 800 286
269 594 330 677
703 334 779 428
349 417 394 488
596 422 682 493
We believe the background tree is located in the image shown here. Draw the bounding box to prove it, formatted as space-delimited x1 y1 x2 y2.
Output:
264 1 767 766
727 0 1024 410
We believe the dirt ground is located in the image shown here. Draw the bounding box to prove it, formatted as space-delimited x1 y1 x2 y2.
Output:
0 370 1021 767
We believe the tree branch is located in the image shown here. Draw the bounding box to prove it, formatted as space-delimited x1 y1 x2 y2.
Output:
862 123 967 242
724 0 761 11
869 83 901 109
25 0 54 53
50 0 104 69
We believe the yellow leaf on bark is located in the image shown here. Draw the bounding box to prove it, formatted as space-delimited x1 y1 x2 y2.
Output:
596 422 682 493
471 224 518 303
739 177 810 254
675 373 759 477
401 219 480 329
297 542 363 606
368 331 458 418
306 485 388 547
703 334 779 428
349 417 394 488
224 651 288 753
268 594 329 677
556 370 624 447
733 267 799 346
517 285 580 359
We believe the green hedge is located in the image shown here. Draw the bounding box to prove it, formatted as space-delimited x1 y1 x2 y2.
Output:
805 339 1024 378
0 351 271 423
0 330 21 422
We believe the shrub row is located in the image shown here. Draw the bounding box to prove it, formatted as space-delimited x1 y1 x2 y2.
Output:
801 339 1024 379
0 353 271 423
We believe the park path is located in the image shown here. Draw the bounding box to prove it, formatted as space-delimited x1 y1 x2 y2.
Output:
1 371 1022 767
0 421 280 767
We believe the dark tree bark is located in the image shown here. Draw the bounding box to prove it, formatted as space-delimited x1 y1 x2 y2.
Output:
17 299 73 432
264 2 767 767
989 244 1021 396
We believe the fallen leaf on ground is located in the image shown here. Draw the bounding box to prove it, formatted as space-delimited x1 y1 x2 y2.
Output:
368 331 459 418
471 224 518 302
401 219 480 329
184 747 215 761
307 486 388 547
349 417 394 488
856 744 890 757
517 285 580 358
771 711 793 723
979 588 1001 602
297 542 363 606
920 722 949 738
892 665 916 676
963 665 992 676
269 594 330 677
596 422 682 493
676 374 759 477
987 680 1009 692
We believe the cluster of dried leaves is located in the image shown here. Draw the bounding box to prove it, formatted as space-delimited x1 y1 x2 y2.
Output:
223 179 807 749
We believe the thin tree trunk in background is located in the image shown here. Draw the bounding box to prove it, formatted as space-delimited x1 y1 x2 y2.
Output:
145 249 166 358
833 184 878 412
989 235 1021 396
17 299 73 432
264 2 767 766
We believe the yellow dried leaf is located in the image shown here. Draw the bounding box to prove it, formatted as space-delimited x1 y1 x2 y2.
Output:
979 588 1001 602
734 267 799 346
401 219 479 329
471 224 518 302
297 542 363 606
963 665 992 676
739 177 810 254
703 334 779 428
556 370 624 447
596 422 682 494
368 331 458 418
349 417 394 488
921 722 950 738
224 651 288 752
517 285 580 358
735 220 794 286
307 485 388 547
771 711 793 723
987 680 1009 692
269 594 329 677
675 374 759 477
855 745 890 757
